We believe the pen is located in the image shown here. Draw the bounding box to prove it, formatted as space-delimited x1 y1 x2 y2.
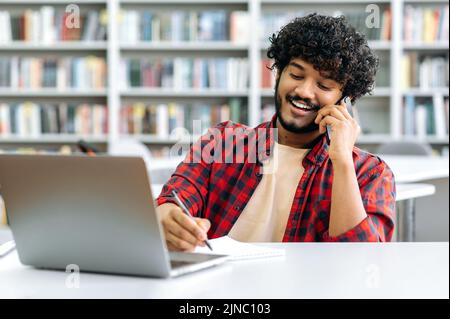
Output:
171 190 213 251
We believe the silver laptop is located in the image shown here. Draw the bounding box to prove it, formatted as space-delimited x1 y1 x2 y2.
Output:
0 154 228 277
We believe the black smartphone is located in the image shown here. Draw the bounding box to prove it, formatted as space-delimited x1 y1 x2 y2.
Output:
325 96 353 144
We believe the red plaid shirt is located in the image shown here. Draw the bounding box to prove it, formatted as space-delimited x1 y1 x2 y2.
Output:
156 116 396 242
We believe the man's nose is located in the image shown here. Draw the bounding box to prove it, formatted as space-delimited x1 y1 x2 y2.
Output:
294 80 315 101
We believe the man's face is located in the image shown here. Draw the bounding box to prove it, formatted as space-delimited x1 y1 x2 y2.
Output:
275 58 343 133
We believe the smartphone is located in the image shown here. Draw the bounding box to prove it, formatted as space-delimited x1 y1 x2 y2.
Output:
325 96 353 144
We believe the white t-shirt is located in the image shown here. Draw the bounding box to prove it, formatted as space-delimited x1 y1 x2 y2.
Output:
228 142 309 242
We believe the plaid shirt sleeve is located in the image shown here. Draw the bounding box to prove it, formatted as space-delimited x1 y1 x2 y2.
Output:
155 123 228 217
322 158 396 242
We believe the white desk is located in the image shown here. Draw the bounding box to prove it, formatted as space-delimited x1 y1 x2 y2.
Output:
0 243 447 299
395 183 436 201
380 156 449 183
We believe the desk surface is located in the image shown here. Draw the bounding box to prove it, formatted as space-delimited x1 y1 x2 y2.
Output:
0 243 447 299
395 183 436 201
380 156 449 183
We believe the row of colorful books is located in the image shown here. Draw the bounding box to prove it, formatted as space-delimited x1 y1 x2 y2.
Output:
403 95 449 138
120 99 247 137
260 9 391 45
401 53 449 89
121 58 248 90
0 56 106 89
403 5 449 43
0 8 107 44
0 102 108 137
119 10 249 44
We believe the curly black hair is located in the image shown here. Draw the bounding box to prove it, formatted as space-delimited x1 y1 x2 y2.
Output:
267 13 379 102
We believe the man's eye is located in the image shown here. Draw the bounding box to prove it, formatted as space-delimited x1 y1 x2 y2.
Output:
290 73 303 80
318 83 331 91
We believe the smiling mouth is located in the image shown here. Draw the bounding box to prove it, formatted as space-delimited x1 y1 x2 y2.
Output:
287 97 319 112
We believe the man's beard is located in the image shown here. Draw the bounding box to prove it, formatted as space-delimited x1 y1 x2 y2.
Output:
274 78 320 134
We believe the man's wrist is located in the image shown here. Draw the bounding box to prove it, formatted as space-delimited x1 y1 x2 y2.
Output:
331 155 354 170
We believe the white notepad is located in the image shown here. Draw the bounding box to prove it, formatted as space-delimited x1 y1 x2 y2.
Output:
194 236 285 261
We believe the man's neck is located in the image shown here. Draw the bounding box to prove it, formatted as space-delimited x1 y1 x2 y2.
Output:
276 118 322 149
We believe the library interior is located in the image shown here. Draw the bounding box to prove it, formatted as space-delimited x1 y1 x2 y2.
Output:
0 0 448 299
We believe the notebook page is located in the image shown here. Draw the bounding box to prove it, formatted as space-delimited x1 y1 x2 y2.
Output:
194 236 285 261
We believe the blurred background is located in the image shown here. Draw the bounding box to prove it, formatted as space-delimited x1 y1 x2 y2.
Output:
0 0 448 241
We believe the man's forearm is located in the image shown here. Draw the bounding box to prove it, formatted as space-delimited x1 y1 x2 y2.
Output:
329 159 367 237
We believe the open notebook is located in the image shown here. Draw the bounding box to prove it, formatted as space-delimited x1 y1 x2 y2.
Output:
194 236 285 261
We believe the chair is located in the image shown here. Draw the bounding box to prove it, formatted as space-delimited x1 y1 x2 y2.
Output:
108 138 180 185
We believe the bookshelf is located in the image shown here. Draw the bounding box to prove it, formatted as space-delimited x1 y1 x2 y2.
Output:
0 0 448 157
0 0 109 152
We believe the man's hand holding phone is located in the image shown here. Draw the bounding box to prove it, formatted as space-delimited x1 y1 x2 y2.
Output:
314 98 361 165
156 203 211 252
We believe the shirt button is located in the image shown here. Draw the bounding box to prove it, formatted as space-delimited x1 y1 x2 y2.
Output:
235 206 241 211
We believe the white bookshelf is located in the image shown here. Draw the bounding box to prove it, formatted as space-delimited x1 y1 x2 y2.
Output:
120 42 249 51
0 0 107 3
0 41 107 51
0 135 108 144
403 42 449 50
120 88 250 97
0 89 108 97
0 0 448 153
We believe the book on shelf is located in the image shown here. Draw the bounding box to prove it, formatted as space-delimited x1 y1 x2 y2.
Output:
0 56 106 89
121 57 248 91
404 4 449 43
0 102 108 138
261 58 275 89
119 9 249 43
403 95 449 139
0 7 107 44
401 53 449 89
230 11 250 45
260 8 391 46
120 99 247 138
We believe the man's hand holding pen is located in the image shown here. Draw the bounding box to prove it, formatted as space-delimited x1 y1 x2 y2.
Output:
156 196 212 252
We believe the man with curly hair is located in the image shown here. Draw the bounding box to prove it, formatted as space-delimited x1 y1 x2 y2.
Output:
156 14 396 250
